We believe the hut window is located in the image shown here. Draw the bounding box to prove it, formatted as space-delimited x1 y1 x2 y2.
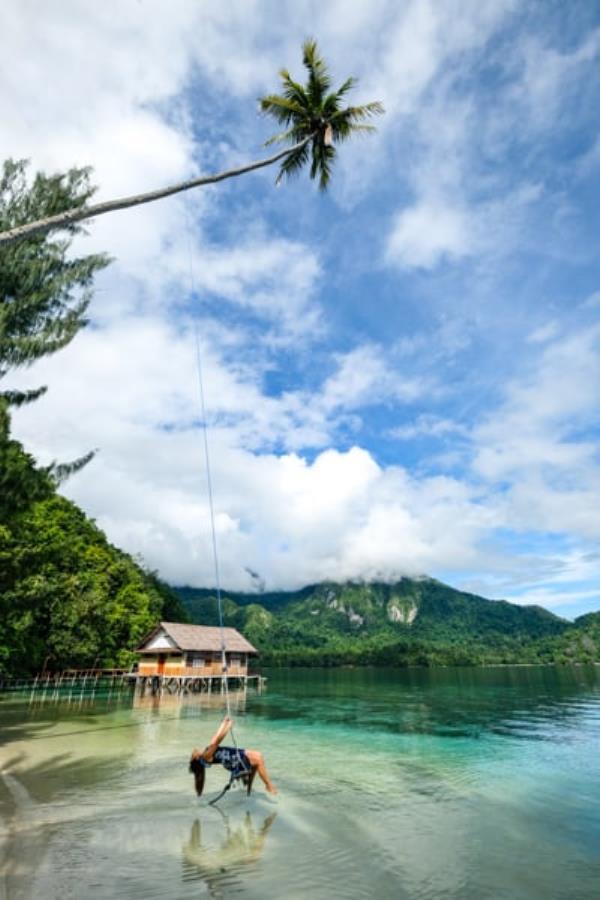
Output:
191 656 204 668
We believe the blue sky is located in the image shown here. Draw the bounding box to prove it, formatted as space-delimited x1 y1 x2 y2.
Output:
2 0 599 617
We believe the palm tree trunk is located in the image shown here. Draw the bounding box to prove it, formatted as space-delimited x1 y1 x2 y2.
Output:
0 137 312 248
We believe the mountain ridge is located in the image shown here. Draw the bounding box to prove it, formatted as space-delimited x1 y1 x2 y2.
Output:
175 577 598 667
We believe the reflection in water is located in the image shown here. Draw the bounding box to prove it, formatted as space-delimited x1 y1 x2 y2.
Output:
133 688 248 715
254 664 600 741
182 810 277 898
26 684 134 712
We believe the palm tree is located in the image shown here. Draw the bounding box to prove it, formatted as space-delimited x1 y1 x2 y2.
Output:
261 39 383 190
0 41 383 248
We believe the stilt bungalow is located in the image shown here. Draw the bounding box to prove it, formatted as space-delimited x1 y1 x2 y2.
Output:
134 622 260 692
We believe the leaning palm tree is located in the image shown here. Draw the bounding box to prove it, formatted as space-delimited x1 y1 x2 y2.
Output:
0 40 383 248
261 39 383 190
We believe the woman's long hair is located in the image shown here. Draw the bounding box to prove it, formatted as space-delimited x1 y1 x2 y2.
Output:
189 755 206 796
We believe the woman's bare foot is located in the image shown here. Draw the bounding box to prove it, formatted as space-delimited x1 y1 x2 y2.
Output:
266 783 278 794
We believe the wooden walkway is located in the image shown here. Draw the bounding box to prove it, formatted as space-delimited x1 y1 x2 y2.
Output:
0 669 130 692
0 669 266 699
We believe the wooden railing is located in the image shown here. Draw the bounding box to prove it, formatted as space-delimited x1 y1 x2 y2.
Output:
0 670 131 692
61 668 130 677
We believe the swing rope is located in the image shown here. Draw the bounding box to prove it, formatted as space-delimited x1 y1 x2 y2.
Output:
193 326 230 719
187 205 250 801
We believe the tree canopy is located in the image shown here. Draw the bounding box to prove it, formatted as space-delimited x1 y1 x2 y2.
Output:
0 158 110 407
261 38 384 189
0 423 188 677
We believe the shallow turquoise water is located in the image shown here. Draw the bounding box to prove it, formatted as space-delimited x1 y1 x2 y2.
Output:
1 666 599 899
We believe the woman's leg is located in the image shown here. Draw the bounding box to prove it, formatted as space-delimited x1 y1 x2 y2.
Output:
210 716 233 746
245 750 277 794
195 716 233 763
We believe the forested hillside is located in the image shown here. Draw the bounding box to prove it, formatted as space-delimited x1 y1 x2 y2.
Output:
0 159 188 677
177 579 600 667
0 418 187 676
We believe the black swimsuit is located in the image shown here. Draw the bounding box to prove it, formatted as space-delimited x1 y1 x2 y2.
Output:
210 745 251 776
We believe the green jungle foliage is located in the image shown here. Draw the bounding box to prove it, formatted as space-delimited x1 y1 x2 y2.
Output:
531 612 600 666
177 580 600 668
0 420 188 677
1 158 110 410
0 159 186 678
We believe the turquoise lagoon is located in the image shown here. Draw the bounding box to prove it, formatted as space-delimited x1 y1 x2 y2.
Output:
1 665 599 899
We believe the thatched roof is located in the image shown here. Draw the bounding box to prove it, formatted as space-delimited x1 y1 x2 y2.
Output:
136 621 258 655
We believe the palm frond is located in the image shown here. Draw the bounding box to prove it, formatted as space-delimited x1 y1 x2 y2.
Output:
279 70 311 111
322 92 343 118
275 142 311 184
333 76 357 100
332 102 385 123
302 39 332 103
260 94 306 125
310 144 335 191
331 123 378 143
264 125 305 147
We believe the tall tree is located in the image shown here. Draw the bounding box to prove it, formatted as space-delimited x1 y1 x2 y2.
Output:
0 159 110 407
0 41 383 247
0 401 52 522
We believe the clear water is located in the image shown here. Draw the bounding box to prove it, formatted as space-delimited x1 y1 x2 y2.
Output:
1 666 599 900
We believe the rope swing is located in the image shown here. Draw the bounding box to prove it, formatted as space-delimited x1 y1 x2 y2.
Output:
193 326 230 718
188 207 250 803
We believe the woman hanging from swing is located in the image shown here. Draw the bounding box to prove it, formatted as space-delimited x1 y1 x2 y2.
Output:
190 716 278 798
